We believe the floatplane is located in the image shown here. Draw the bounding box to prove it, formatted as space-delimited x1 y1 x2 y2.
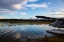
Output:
36 15 64 34
47 17 64 35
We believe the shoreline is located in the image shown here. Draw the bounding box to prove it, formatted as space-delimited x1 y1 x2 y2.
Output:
0 20 55 24
0 19 55 22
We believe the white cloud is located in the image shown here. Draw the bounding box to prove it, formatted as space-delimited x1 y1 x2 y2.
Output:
39 12 42 13
42 7 64 18
41 8 64 18
0 0 50 10
26 3 48 9
48 2 52 4
28 0 38 2
51 11 64 14
0 0 38 10
12 4 22 10
61 8 64 11
20 12 26 15
0 16 4 19
0 10 18 15
31 7 36 9
44 11 64 18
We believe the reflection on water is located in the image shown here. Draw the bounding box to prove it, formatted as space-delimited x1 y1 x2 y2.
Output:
0 22 54 42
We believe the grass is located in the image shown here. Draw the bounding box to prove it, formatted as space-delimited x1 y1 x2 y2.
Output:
1 35 64 42
27 35 64 42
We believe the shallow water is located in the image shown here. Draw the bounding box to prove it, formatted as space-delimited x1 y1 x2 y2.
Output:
0 22 54 41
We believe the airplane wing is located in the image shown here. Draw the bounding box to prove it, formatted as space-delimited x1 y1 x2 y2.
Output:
36 16 57 19
35 16 64 21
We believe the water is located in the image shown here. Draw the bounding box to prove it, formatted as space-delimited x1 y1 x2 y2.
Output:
0 22 54 41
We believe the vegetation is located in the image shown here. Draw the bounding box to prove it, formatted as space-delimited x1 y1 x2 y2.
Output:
0 19 55 22
1 35 64 42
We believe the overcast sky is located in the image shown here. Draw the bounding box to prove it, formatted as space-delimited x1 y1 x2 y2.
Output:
0 0 64 19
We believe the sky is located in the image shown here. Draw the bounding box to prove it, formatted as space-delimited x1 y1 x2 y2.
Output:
0 0 64 19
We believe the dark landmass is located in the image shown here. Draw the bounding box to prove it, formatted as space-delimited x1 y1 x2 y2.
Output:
26 35 64 42
1 35 64 42
0 19 55 22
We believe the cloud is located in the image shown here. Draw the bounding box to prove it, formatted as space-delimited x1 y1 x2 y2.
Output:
28 0 38 2
25 3 48 9
48 2 52 4
50 11 64 14
0 8 9 11
0 0 50 10
0 16 4 19
0 0 38 10
61 8 64 11
44 11 64 18
41 8 64 18
12 4 22 10
0 10 18 15
20 12 26 15
0 0 27 10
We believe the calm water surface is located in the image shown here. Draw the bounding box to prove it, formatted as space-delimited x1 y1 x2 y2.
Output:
0 22 54 41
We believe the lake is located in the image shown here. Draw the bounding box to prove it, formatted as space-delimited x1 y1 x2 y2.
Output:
0 22 55 42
